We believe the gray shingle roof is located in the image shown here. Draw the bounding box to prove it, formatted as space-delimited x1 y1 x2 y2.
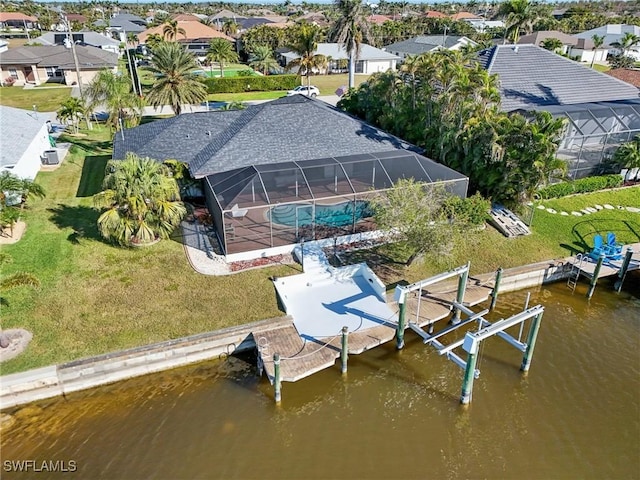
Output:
384 35 471 55
281 43 399 61
32 31 120 48
0 45 117 69
0 106 53 168
477 44 640 112
113 96 421 178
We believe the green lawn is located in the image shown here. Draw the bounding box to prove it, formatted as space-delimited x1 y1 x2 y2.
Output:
592 64 611 72
2 124 638 374
0 86 71 112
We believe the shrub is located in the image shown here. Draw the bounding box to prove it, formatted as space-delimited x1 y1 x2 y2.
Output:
203 74 299 94
441 193 491 226
536 175 623 199
3 77 15 87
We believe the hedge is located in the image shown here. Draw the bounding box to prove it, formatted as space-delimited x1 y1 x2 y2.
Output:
536 175 623 199
204 74 300 94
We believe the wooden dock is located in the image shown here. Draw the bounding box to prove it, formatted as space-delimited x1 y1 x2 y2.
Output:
576 242 640 280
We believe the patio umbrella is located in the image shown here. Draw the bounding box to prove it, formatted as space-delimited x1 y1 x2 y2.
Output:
335 85 348 97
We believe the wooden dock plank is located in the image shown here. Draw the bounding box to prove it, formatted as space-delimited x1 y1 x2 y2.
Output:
577 242 640 280
348 324 396 354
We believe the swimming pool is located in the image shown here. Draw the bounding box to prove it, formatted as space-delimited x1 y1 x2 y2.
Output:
269 201 372 228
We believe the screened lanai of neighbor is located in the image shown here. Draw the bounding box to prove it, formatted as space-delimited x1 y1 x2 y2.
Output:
540 100 640 179
206 150 468 255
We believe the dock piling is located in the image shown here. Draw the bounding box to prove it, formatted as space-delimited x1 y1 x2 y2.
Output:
460 350 478 405
489 267 503 311
273 353 282 403
520 311 544 373
396 290 407 350
615 246 634 292
341 326 349 374
586 252 606 299
451 262 470 325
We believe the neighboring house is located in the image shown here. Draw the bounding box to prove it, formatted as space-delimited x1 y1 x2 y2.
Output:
384 35 477 61
138 21 233 56
297 11 329 26
450 12 481 21
171 13 202 22
95 13 147 42
518 31 608 64
575 24 640 60
0 12 37 29
31 31 121 56
477 44 640 178
279 43 399 75
423 11 448 18
0 106 53 180
210 9 246 21
0 45 118 87
367 14 391 25
465 19 505 33
112 95 468 258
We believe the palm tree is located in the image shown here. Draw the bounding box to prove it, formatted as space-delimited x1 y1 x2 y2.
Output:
93 153 186 247
206 38 239 78
614 134 640 169
0 171 45 208
591 34 604 68
146 42 207 115
57 97 85 134
611 32 640 58
85 69 143 130
286 24 328 90
222 19 239 36
499 0 540 44
145 33 164 50
541 37 563 53
330 0 372 89
162 20 186 41
248 45 279 75
127 32 139 45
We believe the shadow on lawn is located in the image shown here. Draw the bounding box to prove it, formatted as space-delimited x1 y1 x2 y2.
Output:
77 155 109 197
60 134 112 155
571 219 640 253
47 204 103 244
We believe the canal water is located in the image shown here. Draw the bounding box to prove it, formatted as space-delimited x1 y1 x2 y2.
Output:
2 277 639 479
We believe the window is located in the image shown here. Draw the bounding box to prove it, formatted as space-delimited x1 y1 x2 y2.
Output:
8 69 18 80
45 66 63 78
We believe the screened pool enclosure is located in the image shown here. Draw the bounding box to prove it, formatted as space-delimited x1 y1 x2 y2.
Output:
542 100 640 179
203 151 468 255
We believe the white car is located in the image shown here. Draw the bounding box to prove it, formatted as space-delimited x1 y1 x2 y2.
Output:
286 85 320 97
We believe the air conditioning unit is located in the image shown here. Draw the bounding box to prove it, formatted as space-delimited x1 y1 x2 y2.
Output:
43 149 59 165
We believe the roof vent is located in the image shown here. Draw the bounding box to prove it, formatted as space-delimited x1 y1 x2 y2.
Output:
206 130 211 136
512 45 519 53
186 134 190 139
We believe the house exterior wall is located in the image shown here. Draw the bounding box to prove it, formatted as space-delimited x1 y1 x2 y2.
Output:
362 59 396 74
4 122 51 180
63 68 111 88
569 47 608 64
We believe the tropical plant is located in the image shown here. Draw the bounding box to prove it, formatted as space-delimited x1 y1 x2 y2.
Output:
127 32 139 45
248 45 279 75
0 171 45 208
162 19 186 41
613 134 640 169
286 24 328 89
85 69 143 130
610 32 640 57
330 0 372 89
206 38 239 78
499 0 541 44
221 101 247 110
591 34 604 68
222 19 239 36
609 53 635 69
56 97 85 134
541 37 563 52
93 153 186 246
145 33 164 50
146 42 207 115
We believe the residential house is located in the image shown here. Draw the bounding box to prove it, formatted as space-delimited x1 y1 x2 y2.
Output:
518 31 608 64
383 35 477 61
449 12 481 21
477 44 640 178
423 11 448 18
210 9 246 22
279 43 399 75
0 45 118 87
0 12 37 29
465 19 505 33
31 31 121 56
575 24 640 60
367 14 391 25
112 96 468 258
95 13 147 42
0 106 55 180
138 21 234 57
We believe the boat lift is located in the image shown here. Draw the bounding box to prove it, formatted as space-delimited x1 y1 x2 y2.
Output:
395 265 545 405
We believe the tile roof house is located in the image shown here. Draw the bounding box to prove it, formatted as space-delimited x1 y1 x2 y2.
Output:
575 24 640 61
477 44 640 179
423 11 448 18
0 12 37 28
95 13 146 42
450 12 481 21
477 44 639 112
0 45 117 87
367 14 392 25
384 35 477 60
138 21 233 56
113 96 468 257
280 43 399 75
0 106 55 180
518 30 608 64
30 31 121 56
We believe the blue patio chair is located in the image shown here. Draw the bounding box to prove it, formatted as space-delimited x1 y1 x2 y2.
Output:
588 234 605 260
605 232 623 260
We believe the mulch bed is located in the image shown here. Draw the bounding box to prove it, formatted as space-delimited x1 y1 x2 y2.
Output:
228 253 295 272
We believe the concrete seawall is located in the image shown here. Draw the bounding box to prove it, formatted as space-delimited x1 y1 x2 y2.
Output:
0 259 577 411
